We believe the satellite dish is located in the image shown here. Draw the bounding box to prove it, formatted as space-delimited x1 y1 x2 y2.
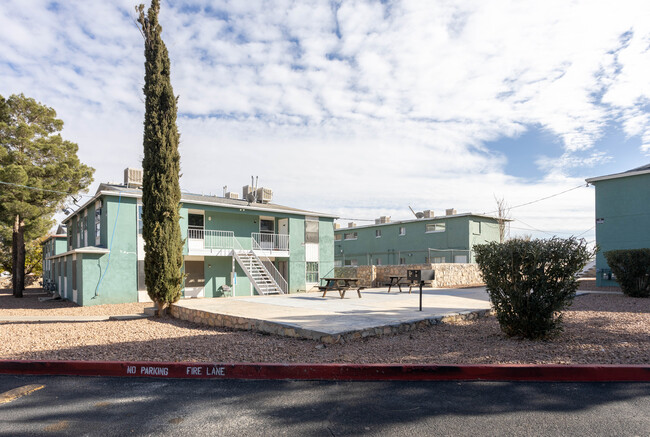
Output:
246 192 256 203
415 212 424 219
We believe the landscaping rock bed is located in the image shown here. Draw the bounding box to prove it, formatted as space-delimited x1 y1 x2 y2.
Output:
1 287 648 364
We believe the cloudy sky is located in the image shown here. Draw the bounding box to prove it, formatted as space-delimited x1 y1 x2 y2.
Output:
2 0 650 242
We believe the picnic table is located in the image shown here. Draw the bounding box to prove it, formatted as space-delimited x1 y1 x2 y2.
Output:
386 275 429 294
319 277 365 298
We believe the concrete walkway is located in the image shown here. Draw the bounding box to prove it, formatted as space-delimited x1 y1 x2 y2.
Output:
172 287 493 343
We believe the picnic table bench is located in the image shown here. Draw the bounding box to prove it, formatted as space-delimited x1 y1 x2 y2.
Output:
386 275 433 294
319 277 365 298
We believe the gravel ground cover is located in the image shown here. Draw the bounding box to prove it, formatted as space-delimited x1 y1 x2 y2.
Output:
1 286 648 364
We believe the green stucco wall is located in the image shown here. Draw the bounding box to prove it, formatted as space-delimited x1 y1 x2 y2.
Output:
319 218 335 280
78 196 139 305
593 173 650 286
289 218 306 292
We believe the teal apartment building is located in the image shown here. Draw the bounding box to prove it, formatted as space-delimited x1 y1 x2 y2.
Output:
586 163 650 286
45 170 337 306
334 210 503 266
41 227 67 285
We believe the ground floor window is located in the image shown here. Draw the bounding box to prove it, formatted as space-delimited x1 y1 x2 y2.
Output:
344 259 358 267
306 262 319 283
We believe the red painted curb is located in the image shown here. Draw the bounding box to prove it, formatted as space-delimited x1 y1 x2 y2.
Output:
0 360 648 382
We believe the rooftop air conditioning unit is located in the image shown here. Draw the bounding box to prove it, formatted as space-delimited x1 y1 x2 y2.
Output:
242 185 255 201
334 223 341 229
348 222 356 228
124 168 143 188
225 192 239 199
379 216 391 223
256 187 273 203
422 210 434 218
446 208 457 216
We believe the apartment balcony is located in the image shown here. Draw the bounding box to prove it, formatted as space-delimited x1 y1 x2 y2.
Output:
187 229 289 257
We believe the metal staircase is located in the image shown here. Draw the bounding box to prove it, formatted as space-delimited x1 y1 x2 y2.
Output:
233 250 286 295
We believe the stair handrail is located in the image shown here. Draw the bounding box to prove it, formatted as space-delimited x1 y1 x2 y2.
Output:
232 250 265 295
250 238 288 293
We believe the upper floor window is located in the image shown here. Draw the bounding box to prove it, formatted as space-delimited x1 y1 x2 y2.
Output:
260 219 275 234
344 232 357 240
398 226 406 236
375 229 381 238
334 234 342 241
305 219 319 244
426 223 446 233
95 200 102 245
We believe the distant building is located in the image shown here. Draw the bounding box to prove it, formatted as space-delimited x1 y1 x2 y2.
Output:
41 226 67 286
44 169 337 305
334 211 504 266
586 163 650 286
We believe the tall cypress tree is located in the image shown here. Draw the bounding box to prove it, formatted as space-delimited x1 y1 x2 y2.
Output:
137 0 183 315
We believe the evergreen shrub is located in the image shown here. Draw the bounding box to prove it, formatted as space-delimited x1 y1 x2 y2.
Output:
603 249 650 298
474 237 592 339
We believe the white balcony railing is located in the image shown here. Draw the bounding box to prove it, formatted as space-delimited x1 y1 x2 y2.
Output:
251 232 289 252
187 229 289 253
188 228 234 250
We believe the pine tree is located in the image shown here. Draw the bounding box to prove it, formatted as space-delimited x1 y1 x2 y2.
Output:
0 94 94 297
137 0 184 315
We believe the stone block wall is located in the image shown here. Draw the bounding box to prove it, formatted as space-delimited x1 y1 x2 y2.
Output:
336 263 483 288
333 266 375 287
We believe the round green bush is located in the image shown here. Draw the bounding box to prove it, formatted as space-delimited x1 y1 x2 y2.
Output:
475 237 593 340
604 249 650 298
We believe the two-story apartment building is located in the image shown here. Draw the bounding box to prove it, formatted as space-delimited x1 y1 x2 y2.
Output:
45 171 337 306
334 210 503 266
41 226 67 286
586 163 650 287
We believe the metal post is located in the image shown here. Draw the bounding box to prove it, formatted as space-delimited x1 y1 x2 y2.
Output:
419 281 423 311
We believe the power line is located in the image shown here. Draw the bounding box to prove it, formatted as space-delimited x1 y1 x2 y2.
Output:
484 183 587 216
0 180 93 198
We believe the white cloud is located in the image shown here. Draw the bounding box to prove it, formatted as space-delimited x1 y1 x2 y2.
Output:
2 0 650 241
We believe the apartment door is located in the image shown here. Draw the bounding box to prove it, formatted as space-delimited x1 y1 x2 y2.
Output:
278 218 288 251
184 260 205 298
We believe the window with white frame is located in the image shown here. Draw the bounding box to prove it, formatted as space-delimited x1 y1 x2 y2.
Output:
95 200 102 245
306 262 319 283
334 234 342 241
82 211 88 246
425 223 446 233
76 217 81 248
398 226 406 236
344 232 357 240
344 259 358 266
399 257 406 265
305 219 319 244
375 229 381 238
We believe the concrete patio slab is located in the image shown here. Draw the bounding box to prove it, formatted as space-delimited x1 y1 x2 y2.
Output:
172 287 492 343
